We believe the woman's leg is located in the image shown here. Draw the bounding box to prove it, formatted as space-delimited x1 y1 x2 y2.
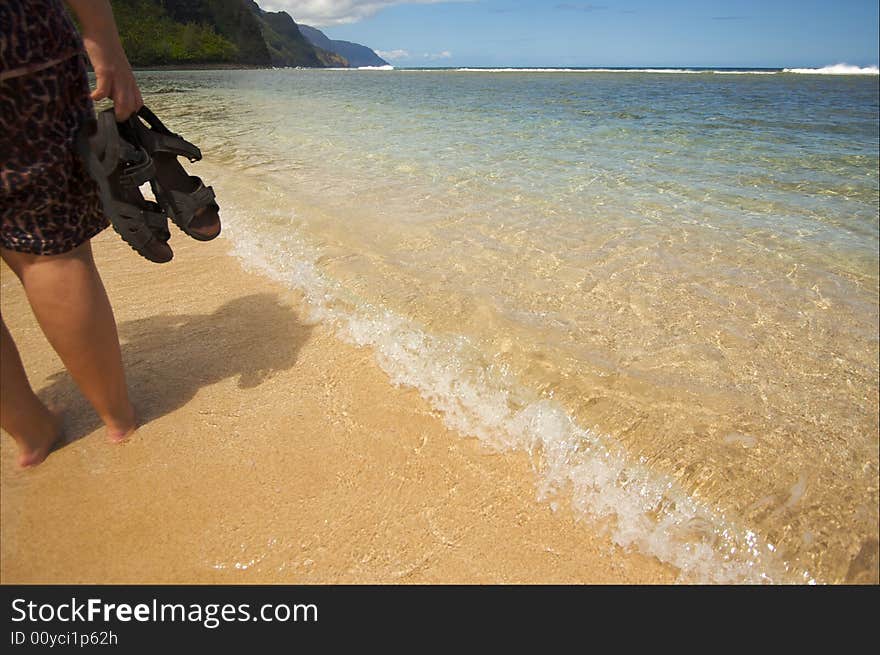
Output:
0 318 62 467
1 241 136 451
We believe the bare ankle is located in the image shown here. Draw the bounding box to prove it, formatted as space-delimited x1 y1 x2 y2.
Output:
13 411 63 468
104 406 137 443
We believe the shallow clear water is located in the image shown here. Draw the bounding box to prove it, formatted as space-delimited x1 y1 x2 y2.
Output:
133 69 879 583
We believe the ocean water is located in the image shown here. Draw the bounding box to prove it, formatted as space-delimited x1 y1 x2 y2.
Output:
133 68 879 583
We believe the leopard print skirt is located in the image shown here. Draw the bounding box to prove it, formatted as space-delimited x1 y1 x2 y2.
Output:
0 53 108 255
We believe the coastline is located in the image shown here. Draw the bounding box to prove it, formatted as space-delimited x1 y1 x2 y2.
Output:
0 230 675 584
129 63 272 71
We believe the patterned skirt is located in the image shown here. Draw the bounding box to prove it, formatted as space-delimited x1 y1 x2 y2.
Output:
0 53 107 255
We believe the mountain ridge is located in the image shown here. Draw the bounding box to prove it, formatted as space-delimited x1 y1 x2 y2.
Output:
298 24 389 68
246 1 347 67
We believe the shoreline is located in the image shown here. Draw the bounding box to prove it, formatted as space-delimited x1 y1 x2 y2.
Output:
131 63 269 71
0 230 675 584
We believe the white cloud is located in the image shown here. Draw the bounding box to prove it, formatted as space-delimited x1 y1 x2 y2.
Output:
375 49 411 60
258 1 469 26
424 50 452 59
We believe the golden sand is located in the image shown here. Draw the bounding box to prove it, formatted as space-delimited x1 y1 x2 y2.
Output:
1 230 674 583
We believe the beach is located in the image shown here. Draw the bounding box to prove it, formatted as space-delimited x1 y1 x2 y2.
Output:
1 68 877 584
0 230 675 584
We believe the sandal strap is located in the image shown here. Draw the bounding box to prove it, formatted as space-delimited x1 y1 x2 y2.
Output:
92 111 121 176
144 131 202 162
142 201 172 241
117 145 157 191
92 109 157 187
111 201 168 248
134 106 202 162
166 178 216 226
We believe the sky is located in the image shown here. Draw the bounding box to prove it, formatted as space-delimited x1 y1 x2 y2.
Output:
258 0 880 68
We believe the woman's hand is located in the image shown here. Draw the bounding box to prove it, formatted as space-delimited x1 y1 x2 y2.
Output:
84 36 143 120
65 0 142 120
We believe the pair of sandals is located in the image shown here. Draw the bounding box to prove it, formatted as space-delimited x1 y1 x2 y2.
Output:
86 106 220 263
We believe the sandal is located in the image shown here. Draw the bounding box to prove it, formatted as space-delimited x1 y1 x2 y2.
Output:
86 109 173 263
128 106 221 242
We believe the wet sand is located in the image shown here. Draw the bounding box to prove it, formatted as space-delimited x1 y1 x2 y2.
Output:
1 230 674 583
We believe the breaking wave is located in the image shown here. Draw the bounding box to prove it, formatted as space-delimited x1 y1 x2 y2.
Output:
216 194 808 585
783 64 879 75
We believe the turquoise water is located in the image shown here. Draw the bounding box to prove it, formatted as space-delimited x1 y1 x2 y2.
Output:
134 69 879 583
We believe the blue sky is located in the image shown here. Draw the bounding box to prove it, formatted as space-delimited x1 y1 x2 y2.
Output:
260 1 880 68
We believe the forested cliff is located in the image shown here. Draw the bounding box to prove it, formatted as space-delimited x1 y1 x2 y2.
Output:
108 0 381 68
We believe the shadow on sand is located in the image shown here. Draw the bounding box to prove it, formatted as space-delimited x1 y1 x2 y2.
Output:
37 293 312 444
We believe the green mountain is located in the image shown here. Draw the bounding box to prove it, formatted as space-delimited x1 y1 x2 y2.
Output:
110 0 239 65
109 0 349 68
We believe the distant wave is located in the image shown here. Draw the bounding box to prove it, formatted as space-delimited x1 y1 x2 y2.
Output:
302 65 395 71
712 70 778 75
307 64 878 75
450 67 778 74
783 64 879 75
414 66 880 76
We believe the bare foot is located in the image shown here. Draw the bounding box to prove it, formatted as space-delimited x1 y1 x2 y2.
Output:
105 408 138 443
17 411 64 469
106 424 137 443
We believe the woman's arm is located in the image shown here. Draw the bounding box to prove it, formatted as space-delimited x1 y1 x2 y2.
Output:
64 0 143 120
